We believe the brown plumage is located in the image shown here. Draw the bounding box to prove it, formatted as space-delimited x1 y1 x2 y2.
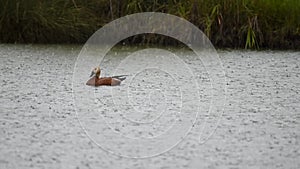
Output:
86 67 126 86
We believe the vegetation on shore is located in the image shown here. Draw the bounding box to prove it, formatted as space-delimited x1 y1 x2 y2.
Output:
0 0 299 49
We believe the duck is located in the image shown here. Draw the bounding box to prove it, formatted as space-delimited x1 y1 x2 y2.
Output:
86 67 127 86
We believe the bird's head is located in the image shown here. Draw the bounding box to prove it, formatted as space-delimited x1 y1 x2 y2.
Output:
90 66 101 78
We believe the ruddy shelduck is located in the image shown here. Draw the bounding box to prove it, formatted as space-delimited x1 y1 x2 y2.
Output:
86 67 126 86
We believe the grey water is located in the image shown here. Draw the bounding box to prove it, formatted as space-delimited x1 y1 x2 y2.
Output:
0 44 299 169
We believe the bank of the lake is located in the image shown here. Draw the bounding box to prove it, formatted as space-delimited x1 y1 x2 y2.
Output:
0 0 299 49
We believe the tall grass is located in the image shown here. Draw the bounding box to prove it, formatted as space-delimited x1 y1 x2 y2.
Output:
0 0 103 43
0 0 299 49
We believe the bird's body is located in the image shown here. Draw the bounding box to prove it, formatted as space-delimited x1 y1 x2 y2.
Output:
86 76 124 86
86 67 126 86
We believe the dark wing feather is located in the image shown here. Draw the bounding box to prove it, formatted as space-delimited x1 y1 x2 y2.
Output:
111 75 128 81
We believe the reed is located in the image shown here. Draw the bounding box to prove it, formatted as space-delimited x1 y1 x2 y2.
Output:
0 0 299 49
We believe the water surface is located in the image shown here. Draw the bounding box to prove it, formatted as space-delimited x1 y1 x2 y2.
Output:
0 45 299 169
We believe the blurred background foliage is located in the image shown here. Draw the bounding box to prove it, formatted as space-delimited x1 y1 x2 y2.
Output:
0 0 299 49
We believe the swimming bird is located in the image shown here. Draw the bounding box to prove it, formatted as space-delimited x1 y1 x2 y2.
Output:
86 67 127 86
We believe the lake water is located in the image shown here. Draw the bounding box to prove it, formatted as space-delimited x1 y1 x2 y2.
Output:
0 44 299 169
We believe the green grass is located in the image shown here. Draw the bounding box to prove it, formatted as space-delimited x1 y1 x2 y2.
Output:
0 0 299 49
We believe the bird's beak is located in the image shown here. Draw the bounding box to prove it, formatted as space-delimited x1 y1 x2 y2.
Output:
90 71 95 77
